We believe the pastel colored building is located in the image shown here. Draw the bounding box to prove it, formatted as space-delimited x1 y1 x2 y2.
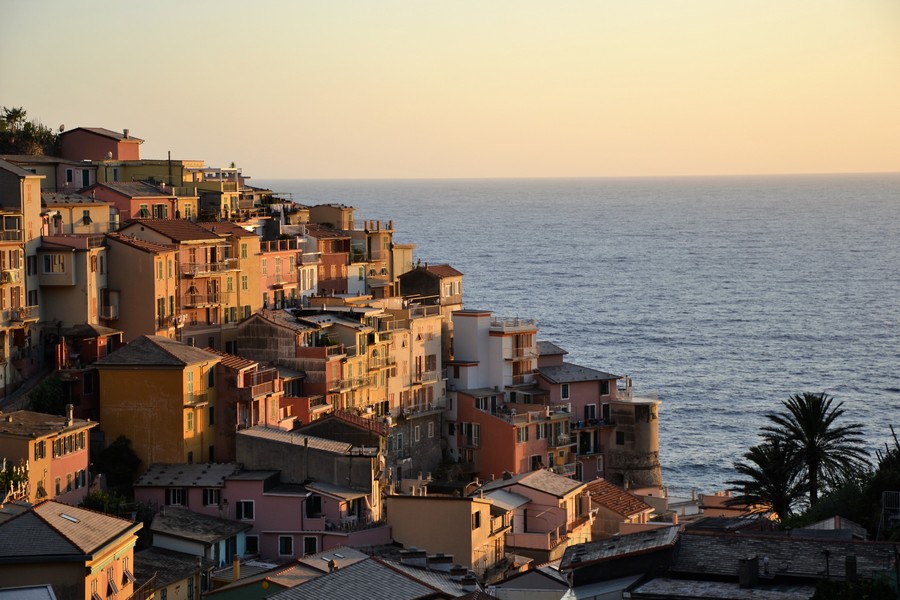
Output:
0 500 142 600
149 506 251 567
584 478 655 538
386 494 510 576
398 263 463 360
37 235 109 328
104 232 180 341
0 154 97 191
83 181 197 224
42 192 112 235
259 237 319 309
478 469 592 563
59 127 143 162
0 407 96 504
302 223 350 295
95 335 222 468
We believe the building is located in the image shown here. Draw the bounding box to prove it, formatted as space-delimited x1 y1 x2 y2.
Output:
1 155 97 192
386 494 510 576
133 546 215 600
95 335 222 468
42 192 112 235
584 478 655 538
398 263 463 359
149 506 252 568
477 469 592 563
104 232 180 341
0 407 97 504
0 500 142 600
83 181 196 224
58 127 143 163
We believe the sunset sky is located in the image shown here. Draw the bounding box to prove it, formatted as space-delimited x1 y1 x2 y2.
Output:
2 1 898 179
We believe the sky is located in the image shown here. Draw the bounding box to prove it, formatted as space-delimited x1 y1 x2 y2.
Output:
1 1 899 179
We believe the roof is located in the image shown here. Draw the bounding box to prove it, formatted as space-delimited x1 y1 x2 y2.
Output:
266 557 448 600
303 223 351 240
0 158 39 178
296 546 369 573
305 481 369 501
477 469 585 499
483 489 530 511
134 463 243 488
134 547 215 589
671 530 897 581
105 232 176 254
0 501 141 561
537 363 619 384
42 192 107 206
400 264 463 279
559 526 680 570
118 219 224 242
1 153 82 166
537 341 568 356
585 479 653 518
202 347 259 371
60 127 144 142
382 558 478 597
61 323 123 338
95 181 171 198
0 585 59 600
237 426 356 455
196 220 258 238
94 335 221 367
629 577 815 600
0 410 97 439
150 507 251 544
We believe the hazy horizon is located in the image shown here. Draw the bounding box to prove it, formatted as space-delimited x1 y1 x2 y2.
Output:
2 1 898 180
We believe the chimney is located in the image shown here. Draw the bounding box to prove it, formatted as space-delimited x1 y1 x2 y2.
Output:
738 556 759 588
65 404 73 426
399 549 428 568
123 128 129 139
426 553 454 572
232 555 240 581
328 558 338 573
461 574 478 592
449 564 468 580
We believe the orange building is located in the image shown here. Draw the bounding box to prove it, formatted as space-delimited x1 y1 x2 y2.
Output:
0 500 142 600
95 335 222 469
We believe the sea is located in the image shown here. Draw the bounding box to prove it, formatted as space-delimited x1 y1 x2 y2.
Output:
256 174 900 495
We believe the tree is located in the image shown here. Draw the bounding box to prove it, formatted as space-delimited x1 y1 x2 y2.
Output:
727 438 807 520
92 436 141 494
763 392 868 505
27 376 66 415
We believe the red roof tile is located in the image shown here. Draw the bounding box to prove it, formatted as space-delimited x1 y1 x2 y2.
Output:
585 478 653 517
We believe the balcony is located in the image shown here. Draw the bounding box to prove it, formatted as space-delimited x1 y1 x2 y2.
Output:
9 305 38 323
368 355 395 370
506 530 565 552
0 269 21 284
549 434 575 448
184 390 209 407
330 375 370 392
550 462 578 477
181 262 235 276
182 293 222 307
412 370 440 385
99 304 119 320
298 252 321 266
505 347 537 361
489 317 537 333
571 418 615 430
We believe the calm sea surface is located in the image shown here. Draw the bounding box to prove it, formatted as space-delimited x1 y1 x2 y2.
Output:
256 174 900 494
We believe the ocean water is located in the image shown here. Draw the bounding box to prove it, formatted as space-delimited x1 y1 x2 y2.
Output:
256 174 900 494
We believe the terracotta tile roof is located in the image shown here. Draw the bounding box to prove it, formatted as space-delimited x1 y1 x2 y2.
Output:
60 127 144 142
584 478 653 518
94 335 221 367
537 363 619 384
0 410 97 439
196 220 259 238
118 219 223 242
203 347 259 371
32 500 141 554
106 232 176 254
423 263 462 278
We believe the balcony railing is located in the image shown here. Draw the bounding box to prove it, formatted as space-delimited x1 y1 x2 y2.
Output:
412 370 439 384
185 390 209 406
550 462 578 477
571 418 615 430
182 262 236 276
183 293 222 307
9 305 38 322
505 530 564 551
0 229 23 242
0 269 21 284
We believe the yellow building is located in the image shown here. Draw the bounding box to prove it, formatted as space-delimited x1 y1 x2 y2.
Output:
0 500 142 600
95 335 221 470
386 495 510 577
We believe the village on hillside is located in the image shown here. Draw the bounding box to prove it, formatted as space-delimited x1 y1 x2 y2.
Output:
0 127 896 600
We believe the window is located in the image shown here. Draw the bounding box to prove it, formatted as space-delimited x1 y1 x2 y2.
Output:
536 423 548 440
584 404 597 420
138 203 149 218
428 422 434 438
122 556 136 586
601 380 610 396
184 204 193 220
304 536 317 555
261 259 267 275
157 260 163 280
203 488 221 506
66 474 72 492
55 477 60 494
208 368 215 388
414 425 420 442
616 431 625 445
208 405 215 426
306 494 323 517
66 168 74 183
278 535 293 556
472 511 481 530
108 566 119 596
236 500 254 520
186 412 193 432
561 383 570 400
475 397 488 411
43 254 66 273
517 426 529 443
165 488 186 505
33 440 46 460
82 209 93 225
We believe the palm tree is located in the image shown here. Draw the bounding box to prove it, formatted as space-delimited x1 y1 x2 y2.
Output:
763 392 868 505
727 438 807 520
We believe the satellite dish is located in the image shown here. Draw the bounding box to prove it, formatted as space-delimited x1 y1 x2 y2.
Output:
58 124 65 132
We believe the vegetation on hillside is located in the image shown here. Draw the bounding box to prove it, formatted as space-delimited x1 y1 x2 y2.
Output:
0 105 60 155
